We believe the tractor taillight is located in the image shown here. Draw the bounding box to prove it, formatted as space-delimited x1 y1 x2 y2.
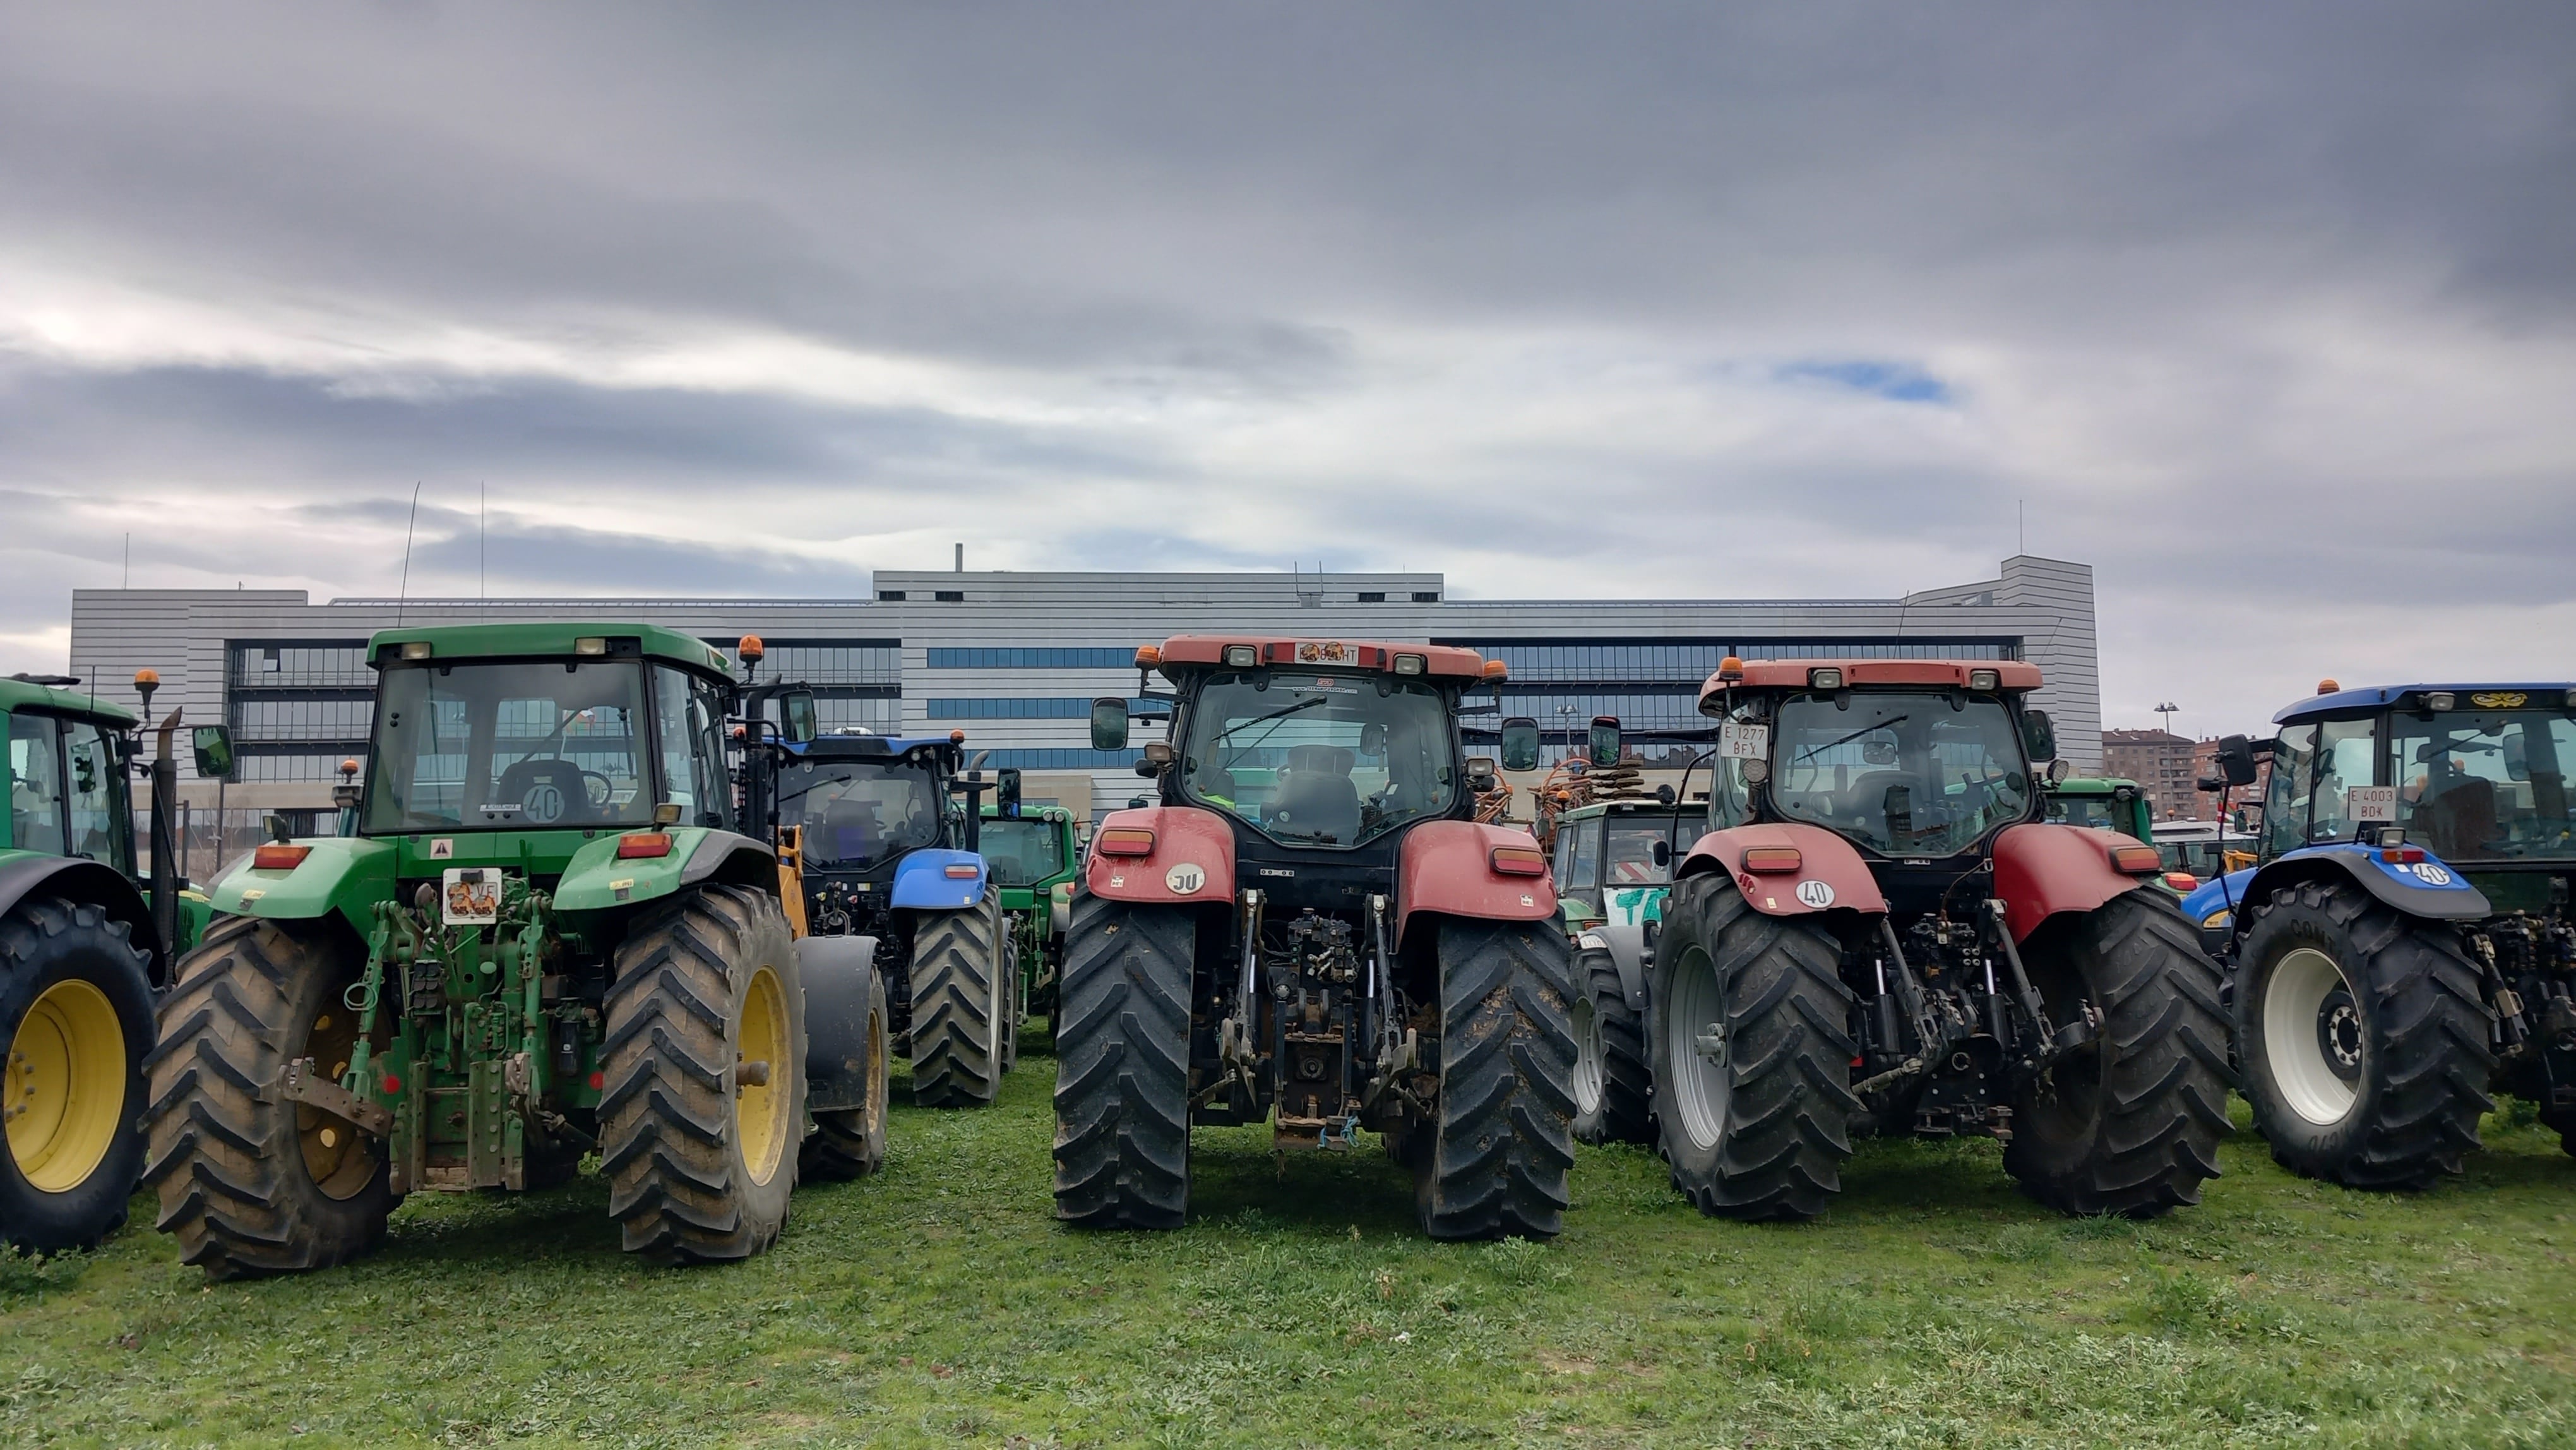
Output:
2164 872 2199 892
2111 846 2161 875
1741 847 1802 874
944 863 979 879
616 832 674 860
1097 828 1156 857
252 844 311 871
2378 846 2426 865
1490 846 1546 876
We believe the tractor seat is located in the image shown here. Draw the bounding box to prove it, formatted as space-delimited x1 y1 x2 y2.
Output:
2419 776 2498 860
1270 768 1362 841
494 758 595 826
819 798 885 862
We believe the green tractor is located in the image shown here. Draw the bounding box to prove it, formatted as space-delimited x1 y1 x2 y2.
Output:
4 669 214 1254
1546 796 1685 1147
145 623 866 1279
979 772 1078 1046
2042 776 2153 840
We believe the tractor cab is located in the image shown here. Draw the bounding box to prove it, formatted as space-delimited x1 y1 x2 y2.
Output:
769 731 975 933
2044 776 2152 838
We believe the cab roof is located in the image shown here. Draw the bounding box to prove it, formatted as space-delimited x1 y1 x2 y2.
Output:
0 674 138 726
1556 798 1690 821
1698 659 2042 712
366 622 733 674
785 732 963 764
2275 683 2573 724
1151 635 1493 681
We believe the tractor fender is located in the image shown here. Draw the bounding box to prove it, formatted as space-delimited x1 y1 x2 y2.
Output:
890 849 987 911
1578 918 1654 1015
797 933 883 1114
2236 844 2491 938
556 828 776 918
1393 820 1558 947
1673 823 1888 918
1083 806 1236 904
1989 822 2157 943
208 835 397 939
0 849 161 974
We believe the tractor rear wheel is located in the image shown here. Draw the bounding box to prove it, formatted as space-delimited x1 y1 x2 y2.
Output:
600 885 804 1264
2543 1105 2576 1160
2234 879 2491 1189
1414 918 1579 1240
2004 889 2232 1216
2 898 157 1255
143 915 396 1279
801 962 890 1182
1052 895 1193 1229
909 890 1005 1107
1569 944 1652 1146
1647 876 1856 1222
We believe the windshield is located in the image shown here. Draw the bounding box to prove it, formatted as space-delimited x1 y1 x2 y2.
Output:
1602 819 1676 885
1180 671 1458 848
2387 707 2576 861
781 758 943 868
366 661 652 832
981 817 1066 886
1772 692 2034 857
2046 793 2128 832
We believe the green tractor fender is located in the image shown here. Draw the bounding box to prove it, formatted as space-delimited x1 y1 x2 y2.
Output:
0 848 166 981
206 837 398 938
554 828 779 922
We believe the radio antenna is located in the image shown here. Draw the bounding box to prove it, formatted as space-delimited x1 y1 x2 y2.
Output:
396 482 422 626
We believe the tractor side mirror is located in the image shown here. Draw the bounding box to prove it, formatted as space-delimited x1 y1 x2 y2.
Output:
2020 709 2058 764
191 724 235 779
1651 838 1672 868
779 690 819 745
996 767 1024 815
1090 697 1131 751
1656 782 1676 806
1464 755 1498 790
1588 716 1622 769
2213 733 2258 788
1499 717 1541 772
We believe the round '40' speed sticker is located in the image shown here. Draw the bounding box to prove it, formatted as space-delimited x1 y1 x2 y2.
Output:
1794 879 1835 909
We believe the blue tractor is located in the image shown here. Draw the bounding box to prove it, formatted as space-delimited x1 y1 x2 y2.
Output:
748 727 1017 1115
2186 682 2576 1187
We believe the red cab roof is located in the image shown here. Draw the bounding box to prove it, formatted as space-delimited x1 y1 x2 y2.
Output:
1698 658 2042 714
1151 634 1495 681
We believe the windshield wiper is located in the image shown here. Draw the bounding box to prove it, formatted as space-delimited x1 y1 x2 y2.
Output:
1799 715 1908 764
1217 696 1327 770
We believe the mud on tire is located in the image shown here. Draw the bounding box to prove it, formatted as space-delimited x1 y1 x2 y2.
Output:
1414 918 1578 1240
2005 889 2232 1216
1052 895 1193 1229
3 897 157 1255
1569 944 1652 1146
1647 876 1856 1222
2234 878 2491 1190
143 915 397 1280
910 890 1005 1108
600 885 804 1264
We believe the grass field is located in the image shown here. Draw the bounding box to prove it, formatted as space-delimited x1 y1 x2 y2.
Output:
7 1048 2574 1449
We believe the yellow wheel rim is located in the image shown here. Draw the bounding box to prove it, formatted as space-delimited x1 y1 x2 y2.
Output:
297 1005 383 1201
737 966 790 1186
6 980 128 1194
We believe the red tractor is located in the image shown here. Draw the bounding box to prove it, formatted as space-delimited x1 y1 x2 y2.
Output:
1054 636 1578 1239
1645 658 2230 1219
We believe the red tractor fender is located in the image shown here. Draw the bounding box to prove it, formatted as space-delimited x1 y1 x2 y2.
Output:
1395 820 1559 945
1083 805 1237 905
1674 822 1888 918
1989 822 2150 942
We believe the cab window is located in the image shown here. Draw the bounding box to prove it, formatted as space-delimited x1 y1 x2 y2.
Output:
2261 724 2315 857
8 712 68 854
64 717 131 869
1561 818 1602 894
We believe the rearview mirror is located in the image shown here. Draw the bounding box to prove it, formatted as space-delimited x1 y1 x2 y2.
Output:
1588 716 1622 769
780 689 819 745
1090 697 1130 751
1464 755 1497 789
191 724 235 779
1651 838 1672 868
1499 717 1541 773
2213 733 2258 788
2020 709 2058 764
996 766 1023 815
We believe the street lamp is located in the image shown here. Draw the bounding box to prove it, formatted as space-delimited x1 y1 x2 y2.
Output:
2155 701 2179 735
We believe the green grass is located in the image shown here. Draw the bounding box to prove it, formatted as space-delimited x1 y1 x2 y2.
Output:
8 1057 2574 1449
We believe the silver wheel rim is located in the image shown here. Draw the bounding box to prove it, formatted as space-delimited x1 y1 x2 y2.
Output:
1666 945 1730 1152
1571 995 1604 1117
2264 946 2361 1126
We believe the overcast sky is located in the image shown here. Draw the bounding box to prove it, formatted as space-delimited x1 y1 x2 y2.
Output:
4 4 2571 734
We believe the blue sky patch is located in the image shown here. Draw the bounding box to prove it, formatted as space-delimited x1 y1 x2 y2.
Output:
1778 360 1952 405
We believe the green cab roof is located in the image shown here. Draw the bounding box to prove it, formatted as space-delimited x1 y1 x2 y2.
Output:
0 674 139 726
2047 776 2141 796
365 621 734 674
1555 798 1690 822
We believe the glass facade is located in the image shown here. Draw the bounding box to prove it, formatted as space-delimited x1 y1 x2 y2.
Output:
705 638 902 686
230 642 372 689
980 748 1149 770
1441 638 2018 683
927 697 1155 719
927 647 1136 669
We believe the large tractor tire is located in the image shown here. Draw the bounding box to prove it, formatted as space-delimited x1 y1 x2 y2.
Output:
2542 1105 2576 1160
908 889 1006 1108
1413 918 1580 1240
1052 895 1193 1229
2 898 157 1255
801 961 890 1182
1569 942 1652 1146
600 885 804 1264
2233 878 2491 1189
2003 889 2233 1216
1647 876 1856 1222
143 915 397 1279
